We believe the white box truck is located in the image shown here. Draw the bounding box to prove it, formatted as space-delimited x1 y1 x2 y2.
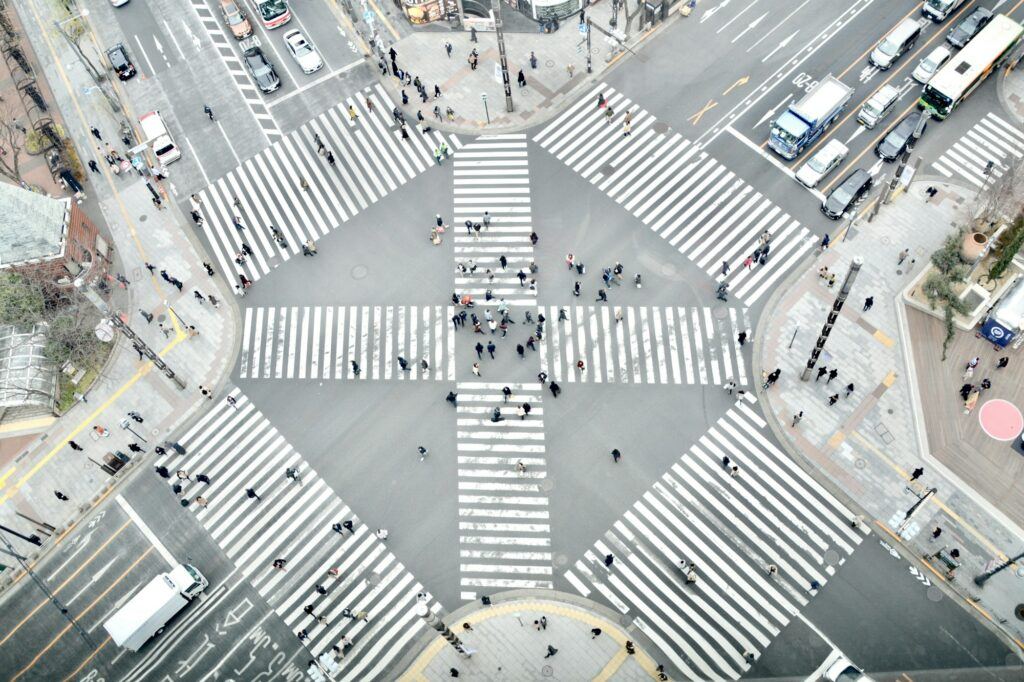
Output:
103 563 208 651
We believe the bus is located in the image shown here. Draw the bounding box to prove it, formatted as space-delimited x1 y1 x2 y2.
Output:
248 0 291 28
920 14 1023 119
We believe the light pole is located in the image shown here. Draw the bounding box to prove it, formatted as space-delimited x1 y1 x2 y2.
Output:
414 602 474 658
896 486 936 537
481 93 490 124
800 256 862 381
586 18 592 74
490 0 514 113
974 550 1024 587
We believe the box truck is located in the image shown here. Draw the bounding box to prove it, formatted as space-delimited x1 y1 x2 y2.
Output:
103 563 207 651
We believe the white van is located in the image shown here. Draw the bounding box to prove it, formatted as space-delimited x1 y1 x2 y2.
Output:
796 139 848 188
138 111 181 165
857 84 901 128
869 19 922 70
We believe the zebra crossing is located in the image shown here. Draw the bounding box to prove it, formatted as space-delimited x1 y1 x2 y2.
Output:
170 389 440 681
931 111 1024 188
239 305 455 380
534 84 815 305
539 305 749 386
563 395 866 680
453 135 537 306
193 82 461 291
455 382 551 600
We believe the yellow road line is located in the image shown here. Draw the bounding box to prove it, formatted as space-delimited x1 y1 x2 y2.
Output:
0 519 133 646
13 547 154 680
63 636 111 682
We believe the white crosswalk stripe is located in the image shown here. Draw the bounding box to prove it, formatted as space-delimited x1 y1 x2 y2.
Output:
455 382 551 600
453 135 537 306
931 111 1024 188
534 83 815 305
539 305 750 385
194 83 462 292
563 395 866 679
239 305 456 381
168 389 440 681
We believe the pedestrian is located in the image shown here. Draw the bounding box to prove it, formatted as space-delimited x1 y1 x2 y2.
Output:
326 150 335 166
898 248 910 265
997 356 1009 369
398 356 410 371
90 126 102 140
418 446 429 462
199 385 213 399
730 465 739 478
139 309 154 323
517 69 526 87
611 448 621 463
128 443 144 453
821 233 831 250
204 104 214 120
931 527 942 541
246 487 261 501
566 63 575 78
472 362 481 377
88 159 100 173
827 394 839 406
194 496 208 508
544 645 558 659
447 391 458 406
721 260 730 276
910 467 924 481
816 366 828 382
845 382 855 397
549 382 561 397
625 641 636 655
791 411 803 427
767 564 778 578
272 559 287 570
517 344 525 358
68 440 83 451
591 628 602 638
604 553 614 567
863 296 874 311
487 342 496 359
54 490 70 501
827 368 838 383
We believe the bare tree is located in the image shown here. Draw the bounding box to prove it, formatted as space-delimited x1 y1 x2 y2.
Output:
0 100 28 183
971 154 1024 229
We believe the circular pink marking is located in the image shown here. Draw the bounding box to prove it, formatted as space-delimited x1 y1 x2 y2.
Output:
978 399 1024 442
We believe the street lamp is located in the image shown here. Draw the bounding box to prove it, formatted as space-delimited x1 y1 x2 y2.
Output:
481 93 490 124
800 256 863 381
414 601 475 658
490 0 514 114
974 550 1024 587
896 486 937 537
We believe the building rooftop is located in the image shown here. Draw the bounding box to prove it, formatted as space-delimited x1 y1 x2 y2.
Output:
0 182 68 267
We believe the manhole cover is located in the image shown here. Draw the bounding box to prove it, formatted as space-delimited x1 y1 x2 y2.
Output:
367 572 382 586
880 235 891 245
823 549 840 566
151 428 160 436
1015 604 1024 621
541 665 554 676
540 478 554 492
139 214 148 222
545 60 555 69
854 458 866 469
926 586 943 602
157 314 167 323
352 264 368 280
887 409 894 415
712 306 729 320
554 554 568 567
652 121 669 135
896 269 903 276
599 163 616 176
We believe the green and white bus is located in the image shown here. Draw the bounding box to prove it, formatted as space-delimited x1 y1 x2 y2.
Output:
920 14 1024 119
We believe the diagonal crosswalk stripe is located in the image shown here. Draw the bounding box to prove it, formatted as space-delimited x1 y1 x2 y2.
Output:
166 389 443 680
563 395 867 679
534 83 815 305
931 111 1024 188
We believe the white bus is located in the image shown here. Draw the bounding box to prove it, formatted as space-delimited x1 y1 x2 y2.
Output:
920 14 1024 119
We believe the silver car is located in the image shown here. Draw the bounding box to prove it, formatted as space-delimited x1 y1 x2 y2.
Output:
284 30 323 74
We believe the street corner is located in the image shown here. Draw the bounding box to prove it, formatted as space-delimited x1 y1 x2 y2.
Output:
400 595 661 681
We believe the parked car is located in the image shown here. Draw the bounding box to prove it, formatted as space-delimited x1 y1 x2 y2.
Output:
821 169 873 219
283 30 323 74
876 111 928 161
947 6 993 48
242 47 281 93
106 43 136 80
796 139 848 189
913 45 952 83
219 0 252 40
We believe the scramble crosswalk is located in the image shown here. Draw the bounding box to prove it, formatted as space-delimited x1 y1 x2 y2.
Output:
563 395 866 680
193 82 461 292
539 305 749 386
453 135 537 306
239 305 456 380
931 111 1024 188
455 382 551 600
534 84 815 305
169 389 440 681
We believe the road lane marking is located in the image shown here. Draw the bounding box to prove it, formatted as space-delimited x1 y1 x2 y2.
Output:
116 495 176 566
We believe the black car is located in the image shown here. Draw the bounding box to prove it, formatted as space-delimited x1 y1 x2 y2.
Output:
106 43 135 80
947 6 993 48
821 169 873 220
876 111 928 161
242 47 280 93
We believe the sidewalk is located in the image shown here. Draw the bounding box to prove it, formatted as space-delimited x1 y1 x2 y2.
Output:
398 592 664 680
0 0 237 590
756 178 1024 650
379 0 679 132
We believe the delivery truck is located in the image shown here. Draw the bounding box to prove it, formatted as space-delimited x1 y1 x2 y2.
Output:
103 563 208 651
769 76 853 159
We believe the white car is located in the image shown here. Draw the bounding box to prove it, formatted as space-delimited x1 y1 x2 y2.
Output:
283 30 323 74
796 139 848 189
822 652 874 682
913 45 952 83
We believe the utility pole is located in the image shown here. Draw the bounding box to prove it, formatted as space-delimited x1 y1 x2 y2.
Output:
586 18 593 74
801 256 862 381
414 602 474 658
490 0 514 113
974 549 1024 587
896 486 936 537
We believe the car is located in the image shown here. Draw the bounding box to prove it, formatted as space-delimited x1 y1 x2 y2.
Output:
242 47 281 93
913 45 952 83
109 0 129 6
822 652 875 681
876 111 928 161
283 30 323 74
857 83 900 129
106 43 136 80
947 6 993 48
821 169 872 219
220 0 253 40
796 139 848 189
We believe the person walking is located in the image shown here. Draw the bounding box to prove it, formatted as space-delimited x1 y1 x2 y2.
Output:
544 645 558 659
816 366 828 381
517 70 526 87
246 487 261 501
997 356 1009 369
898 248 910 265
737 331 747 346
549 382 561 397
487 342 496 359
68 440 84 451
910 467 924 481
611 448 621 463
204 105 214 120
863 296 874 311
827 394 839 406
827 368 838 383
845 382 855 397
472 362 481 377
791 411 803 427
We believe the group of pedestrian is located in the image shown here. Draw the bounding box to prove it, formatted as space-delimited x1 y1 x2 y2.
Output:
812 365 855 408
958 355 1006 413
